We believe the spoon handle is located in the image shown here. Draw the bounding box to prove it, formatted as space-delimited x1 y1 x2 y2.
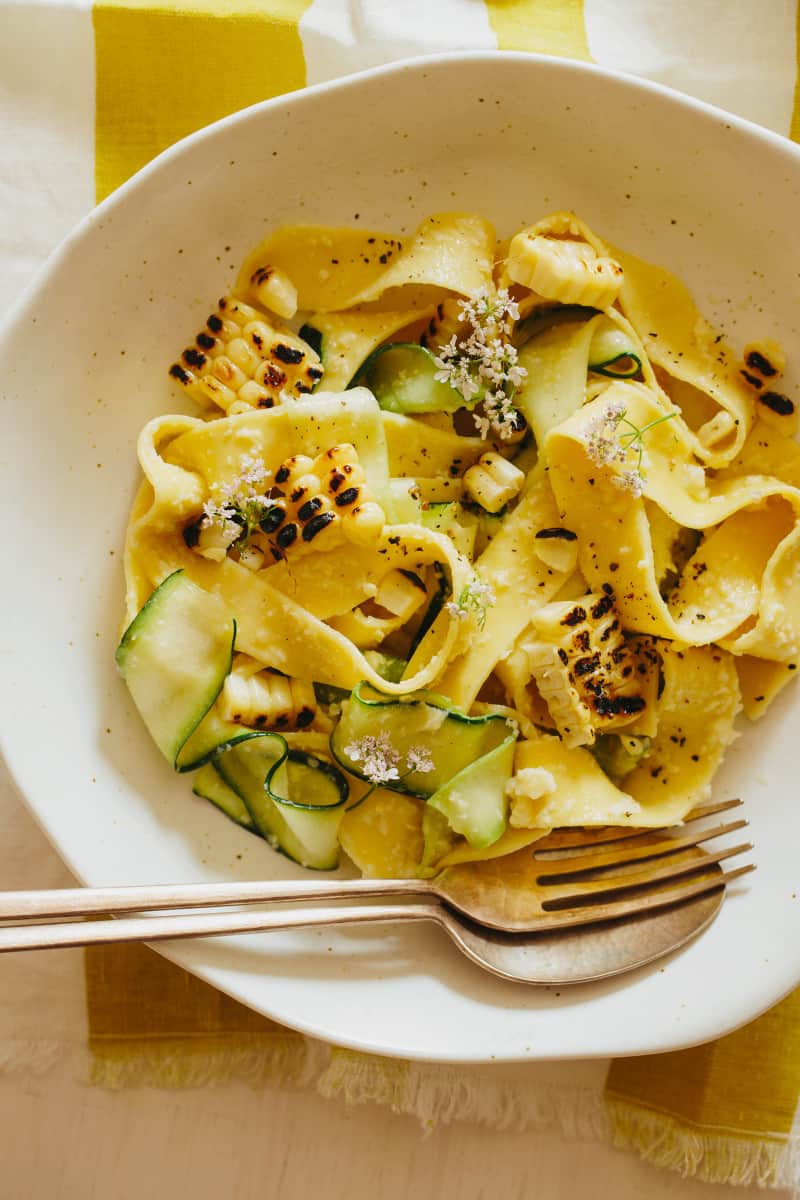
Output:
0 901 440 953
0 877 430 921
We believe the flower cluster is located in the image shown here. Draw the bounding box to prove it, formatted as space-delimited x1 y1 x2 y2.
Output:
584 402 675 498
344 734 435 791
201 454 271 545
433 288 527 440
445 576 497 630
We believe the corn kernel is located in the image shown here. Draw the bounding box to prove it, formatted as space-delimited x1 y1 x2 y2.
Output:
211 356 249 390
463 451 525 513
375 570 427 620
249 265 298 320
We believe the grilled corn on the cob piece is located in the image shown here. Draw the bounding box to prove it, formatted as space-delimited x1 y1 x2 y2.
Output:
519 587 655 748
264 443 386 558
170 296 323 413
218 654 316 730
186 443 387 565
737 338 797 436
506 213 624 310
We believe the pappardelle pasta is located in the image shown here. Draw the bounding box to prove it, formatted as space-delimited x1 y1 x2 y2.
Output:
117 211 800 877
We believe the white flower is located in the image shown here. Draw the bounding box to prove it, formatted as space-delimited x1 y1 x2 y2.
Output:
584 400 629 468
344 733 401 785
611 470 644 498
406 745 435 774
432 287 527 440
201 454 271 540
446 576 496 629
583 403 675 499
345 734 437 785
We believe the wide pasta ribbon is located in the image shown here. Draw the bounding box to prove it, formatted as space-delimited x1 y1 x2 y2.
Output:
546 382 800 660
236 212 495 314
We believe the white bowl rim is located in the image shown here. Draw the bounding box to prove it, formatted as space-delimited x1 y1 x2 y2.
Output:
5 48 800 342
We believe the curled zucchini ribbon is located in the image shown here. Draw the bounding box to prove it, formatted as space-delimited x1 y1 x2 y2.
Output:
350 343 463 414
587 324 642 378
116 571 348 869
330 683 518 849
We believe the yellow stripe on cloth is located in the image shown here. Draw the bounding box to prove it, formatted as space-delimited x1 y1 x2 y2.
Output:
85 942 315 1088
605 986 800 1185
486 0 591 60
93 0 311 201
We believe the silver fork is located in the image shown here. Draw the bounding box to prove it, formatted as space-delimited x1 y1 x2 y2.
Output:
0 800 753 962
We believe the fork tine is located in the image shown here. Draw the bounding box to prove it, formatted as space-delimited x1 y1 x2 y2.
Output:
534 818 749 877
538 841 753 906
530 863 756 930
535 798 743 854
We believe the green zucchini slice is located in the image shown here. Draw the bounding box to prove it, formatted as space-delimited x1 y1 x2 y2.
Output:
330 683 516 848
350 343 463 414
117 571 349 868
192 763 257 833
216 738 348 870
116 571 236 770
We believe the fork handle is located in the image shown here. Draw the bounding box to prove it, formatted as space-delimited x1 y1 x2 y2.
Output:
0 901 440 952
0 877 431 921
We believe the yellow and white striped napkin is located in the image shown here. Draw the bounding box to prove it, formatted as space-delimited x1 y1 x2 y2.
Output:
2 1 800 1190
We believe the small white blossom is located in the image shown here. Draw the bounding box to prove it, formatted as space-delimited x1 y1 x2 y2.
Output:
584 400 629 468
432 287 527 440
446 576 496 630
201 454 271 543
406 745 435 774
344 733 401 785
583 401 673 499
611 470 644 498
345 734 437 787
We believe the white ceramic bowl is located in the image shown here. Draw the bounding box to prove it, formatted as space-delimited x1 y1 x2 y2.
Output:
2 52 799 1062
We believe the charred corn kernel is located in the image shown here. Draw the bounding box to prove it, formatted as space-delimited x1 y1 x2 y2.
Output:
227 337 263 375
507 212 624 309
265 443 386 560
463 451 525 513
218 658 317 731
741 339 786 387
237 380 275 408
520 588 655 748
169 295 323 411
246 264 298 320
220 297 261 326
374 570 427 620
533 528 579 574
